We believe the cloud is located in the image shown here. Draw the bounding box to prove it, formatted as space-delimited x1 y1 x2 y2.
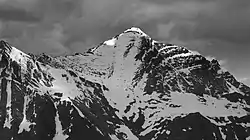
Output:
0 21 69 56
0 0 250 56
239 77 250 86
218 60 228 67
0 0 249 84
0 0 81 55
0 7 40 22
0 0 38 10
132 0 250 51
240 78 250 82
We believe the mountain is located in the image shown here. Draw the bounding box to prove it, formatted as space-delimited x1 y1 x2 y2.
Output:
0 27 249 140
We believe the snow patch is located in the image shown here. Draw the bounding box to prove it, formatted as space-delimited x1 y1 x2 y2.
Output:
158 45 178 53
166 130 171 135
170 52 193 59
104 38 116 46
109 134 119 140
9 47 29 64
4 80 12 129
48 68 82 99
117 125 138 140
18 96 36 133
53 111 69 140
71 103 86 118
124 27 148 37
226 81 245 95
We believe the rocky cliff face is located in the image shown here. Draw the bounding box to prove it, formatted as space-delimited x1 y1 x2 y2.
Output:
0 28 249 140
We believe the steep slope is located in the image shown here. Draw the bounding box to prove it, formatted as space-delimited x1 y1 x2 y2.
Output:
0 40 136 140
56 27 250 140
0 27 250 140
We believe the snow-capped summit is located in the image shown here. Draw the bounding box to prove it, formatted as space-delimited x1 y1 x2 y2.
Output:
123 27 148 36
0 40 11 52
0 28 250 140
0 40 30 64
103 27 148 47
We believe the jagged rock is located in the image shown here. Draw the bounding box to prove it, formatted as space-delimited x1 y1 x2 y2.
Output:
0 28 249 140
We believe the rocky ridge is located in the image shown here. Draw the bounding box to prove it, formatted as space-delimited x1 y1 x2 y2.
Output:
0 27 250 140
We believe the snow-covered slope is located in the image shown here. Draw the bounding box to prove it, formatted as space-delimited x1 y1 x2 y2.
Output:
0 40 136 140
0 27 250 140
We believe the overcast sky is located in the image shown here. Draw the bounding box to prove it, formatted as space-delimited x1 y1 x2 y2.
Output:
0 0 250 85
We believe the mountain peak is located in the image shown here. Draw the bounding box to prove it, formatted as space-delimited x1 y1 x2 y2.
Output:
123 27 148 36
0 39 29 65
1 29 250 140
0 40 12 54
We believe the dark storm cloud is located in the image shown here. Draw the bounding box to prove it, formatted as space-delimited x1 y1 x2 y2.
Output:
0 7 39 22
0 0 250 54
0 0 249 85
192 1 250 44
141 0 250 47
0 0 82 55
